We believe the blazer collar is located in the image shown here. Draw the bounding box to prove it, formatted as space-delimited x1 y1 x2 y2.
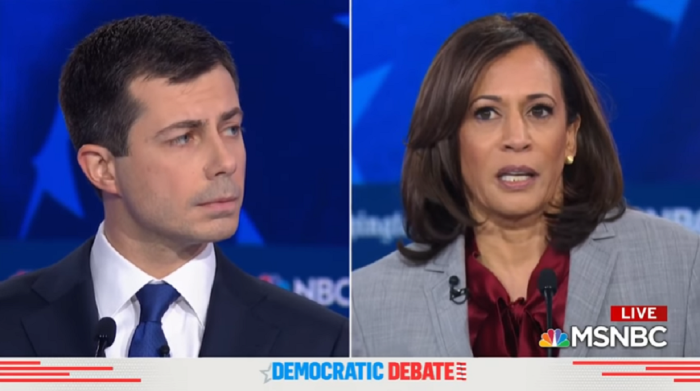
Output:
21 239 281 357
22 239 100 357
420 219 618 358
560 220 617 357
419 235 473 357
197 246 280 357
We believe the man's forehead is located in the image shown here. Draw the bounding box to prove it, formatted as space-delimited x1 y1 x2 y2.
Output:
130 70 238 110
127 71 240 136
128 65 238 99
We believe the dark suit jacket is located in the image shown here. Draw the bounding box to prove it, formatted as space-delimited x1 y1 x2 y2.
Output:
0 239 349 357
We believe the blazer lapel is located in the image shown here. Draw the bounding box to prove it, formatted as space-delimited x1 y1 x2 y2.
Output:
22 239 100 357
560 222 617 358
198 247 280 357
423 236 474 357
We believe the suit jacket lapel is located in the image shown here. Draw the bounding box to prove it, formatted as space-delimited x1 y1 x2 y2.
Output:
423 236 474 357
419 217 617 359
22 239 99 357
560 222 617 358
198 246 280 357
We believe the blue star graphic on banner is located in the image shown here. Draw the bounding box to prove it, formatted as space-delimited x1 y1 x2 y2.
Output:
20 106 84 239
351 64 393 185
334 13 348 27
633 0 690 41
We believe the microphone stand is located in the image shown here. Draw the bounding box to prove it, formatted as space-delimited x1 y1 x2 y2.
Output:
538 268 558 358
94 338 108 358
543 288 554 358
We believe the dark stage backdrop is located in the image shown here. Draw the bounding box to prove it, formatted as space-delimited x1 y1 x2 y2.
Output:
0 0 350 316
352 0 700 269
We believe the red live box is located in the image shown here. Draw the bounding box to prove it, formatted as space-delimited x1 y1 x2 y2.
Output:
610 306 668 322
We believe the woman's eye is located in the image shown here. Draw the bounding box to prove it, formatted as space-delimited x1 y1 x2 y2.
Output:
530 105 553 118
475 107 498 121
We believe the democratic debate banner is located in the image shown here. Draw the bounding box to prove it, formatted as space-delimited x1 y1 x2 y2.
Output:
0 357 698 389
352 183 700 270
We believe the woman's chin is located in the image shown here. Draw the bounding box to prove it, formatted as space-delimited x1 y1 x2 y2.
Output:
487 203 547 223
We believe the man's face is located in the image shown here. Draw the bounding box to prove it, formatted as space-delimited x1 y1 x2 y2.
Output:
113 65 245 245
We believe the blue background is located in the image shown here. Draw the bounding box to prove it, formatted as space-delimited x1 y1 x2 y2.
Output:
0 0 350 315
352 0 700 269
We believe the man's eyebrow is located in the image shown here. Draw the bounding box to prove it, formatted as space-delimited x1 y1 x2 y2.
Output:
219 107 243 124
155 107 243 137
155 119 204 137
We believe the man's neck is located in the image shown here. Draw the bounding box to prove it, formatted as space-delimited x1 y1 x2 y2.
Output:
102 220 207 280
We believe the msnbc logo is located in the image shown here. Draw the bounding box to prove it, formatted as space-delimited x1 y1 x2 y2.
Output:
539 329 570 348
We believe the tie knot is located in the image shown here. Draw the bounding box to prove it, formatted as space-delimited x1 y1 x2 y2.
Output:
136 283 180 323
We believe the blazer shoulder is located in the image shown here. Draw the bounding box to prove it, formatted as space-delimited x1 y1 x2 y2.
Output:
252 275 346 328
352 243 429 293
0 238 93 314
0 268 49 323
609 209 700 247
0 269 43 302
353 249 404 279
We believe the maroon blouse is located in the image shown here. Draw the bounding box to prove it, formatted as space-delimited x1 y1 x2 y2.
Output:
466 239 570 357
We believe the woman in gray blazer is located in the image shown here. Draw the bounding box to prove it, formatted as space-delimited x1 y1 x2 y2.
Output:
351 13 700 358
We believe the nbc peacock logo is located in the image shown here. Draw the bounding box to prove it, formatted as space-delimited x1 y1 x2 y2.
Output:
258 273 291 290
539 328 570 348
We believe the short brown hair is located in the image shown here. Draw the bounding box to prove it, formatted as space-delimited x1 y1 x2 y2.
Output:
399 13 625 263
59 15 238 158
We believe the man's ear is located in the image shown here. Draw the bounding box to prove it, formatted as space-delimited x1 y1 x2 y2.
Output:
76 145 120 196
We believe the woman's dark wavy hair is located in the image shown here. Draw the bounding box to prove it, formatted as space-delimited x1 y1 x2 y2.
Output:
398 13 626 263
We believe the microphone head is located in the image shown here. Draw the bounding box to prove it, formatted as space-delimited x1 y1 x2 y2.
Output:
94 317 117 348
158 345 170 357
537 268 558 295
448 275 460 286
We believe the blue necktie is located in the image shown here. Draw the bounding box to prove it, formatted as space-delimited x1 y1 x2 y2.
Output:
128 283 180 357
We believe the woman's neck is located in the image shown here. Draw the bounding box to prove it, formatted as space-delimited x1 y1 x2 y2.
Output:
473 217 548 270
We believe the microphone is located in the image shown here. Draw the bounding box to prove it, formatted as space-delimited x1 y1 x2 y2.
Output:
93 317 117 358
158 345 171 358
538 268 558 358
448 275 468 304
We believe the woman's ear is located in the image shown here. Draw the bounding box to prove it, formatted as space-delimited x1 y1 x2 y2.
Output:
565 115 581 160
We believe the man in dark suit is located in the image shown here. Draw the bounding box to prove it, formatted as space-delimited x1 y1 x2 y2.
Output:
0 15 348 358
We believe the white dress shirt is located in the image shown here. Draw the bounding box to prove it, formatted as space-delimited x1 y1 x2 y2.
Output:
90 223 216 358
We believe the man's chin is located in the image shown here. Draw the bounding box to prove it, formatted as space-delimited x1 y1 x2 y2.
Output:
192 218 240 243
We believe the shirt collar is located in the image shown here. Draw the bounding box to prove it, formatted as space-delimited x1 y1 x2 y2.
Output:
90 222 216 326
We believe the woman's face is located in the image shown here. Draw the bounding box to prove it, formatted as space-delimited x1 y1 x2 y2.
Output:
459 44 579 222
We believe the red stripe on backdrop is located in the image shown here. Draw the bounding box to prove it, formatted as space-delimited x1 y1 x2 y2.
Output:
0 379 141 383
603 372 700 376
0 362 41 365
0 367 112 371
0 373 70 376
574 361 700 365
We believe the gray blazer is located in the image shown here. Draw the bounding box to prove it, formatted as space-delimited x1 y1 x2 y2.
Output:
352 209 700 357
